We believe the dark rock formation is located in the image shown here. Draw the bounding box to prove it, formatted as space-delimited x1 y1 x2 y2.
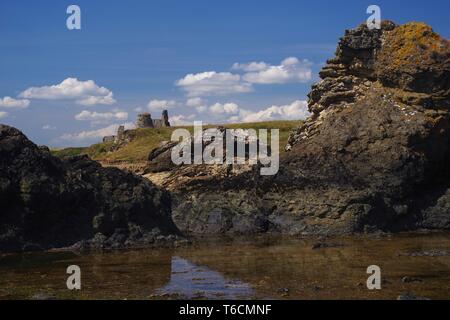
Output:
145 128 263 175
144 21 450 236
146 141 179 173
0 125 182 252
307 21 396 116
287 21 449 150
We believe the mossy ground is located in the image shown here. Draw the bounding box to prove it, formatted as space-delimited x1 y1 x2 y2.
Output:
52 120 302 162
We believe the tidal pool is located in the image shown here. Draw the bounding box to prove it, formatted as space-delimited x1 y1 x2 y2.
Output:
1 232 449 300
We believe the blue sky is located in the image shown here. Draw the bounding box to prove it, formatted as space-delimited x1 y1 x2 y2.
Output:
0 0 448 147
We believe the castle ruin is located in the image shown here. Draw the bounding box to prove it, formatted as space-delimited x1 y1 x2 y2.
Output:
136 110 170 128
102 110 171 143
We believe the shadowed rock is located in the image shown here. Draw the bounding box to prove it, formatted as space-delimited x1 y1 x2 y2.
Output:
0 125 182 252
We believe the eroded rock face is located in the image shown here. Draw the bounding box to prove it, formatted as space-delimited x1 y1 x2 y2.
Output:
279 88 449 234
144 21 449 236
0 125 182 252
165 90 449 236
287 21 449 151
307 21 396 116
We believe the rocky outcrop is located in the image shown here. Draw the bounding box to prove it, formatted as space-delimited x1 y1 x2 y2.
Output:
376 23 449 108
145 128 261 176
0 125 182 252
146 141 179 173
145 21 450 236
307 21 396 116
287 21 449 150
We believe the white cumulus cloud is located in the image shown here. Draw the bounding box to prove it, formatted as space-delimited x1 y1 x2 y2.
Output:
19 78 116 106
239 57 312 84
147 99 178 111
195 106 207 113
170 114 196 126
77 92 115 106
0 96 30 109
74 110 128 122
186 97 204 107
186 98 207 113
176 58 312 98
230 100 310 123
232 61 269 72
176 71 252 97
0 111 8 119
209 102 239 115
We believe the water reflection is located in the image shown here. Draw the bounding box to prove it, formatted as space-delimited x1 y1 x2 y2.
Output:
0 232 449 299
155 256 253 299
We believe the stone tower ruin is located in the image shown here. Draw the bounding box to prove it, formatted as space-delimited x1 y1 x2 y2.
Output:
103 110 171 144
162 110 170 127
136 113 154 128
136 110 170 129
116 125 125 142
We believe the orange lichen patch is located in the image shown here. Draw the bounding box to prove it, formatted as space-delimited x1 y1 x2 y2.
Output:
378 22 449 70
375 22 449 105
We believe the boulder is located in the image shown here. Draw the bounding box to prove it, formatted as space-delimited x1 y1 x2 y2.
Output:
0 125 182 252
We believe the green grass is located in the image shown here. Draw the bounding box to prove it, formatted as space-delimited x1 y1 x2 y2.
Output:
52 120 302 163
51 147 87 158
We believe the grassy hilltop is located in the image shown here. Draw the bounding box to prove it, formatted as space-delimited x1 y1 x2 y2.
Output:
52 120 302 163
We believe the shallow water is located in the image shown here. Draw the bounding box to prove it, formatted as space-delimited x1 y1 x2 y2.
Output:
1 232 450 300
